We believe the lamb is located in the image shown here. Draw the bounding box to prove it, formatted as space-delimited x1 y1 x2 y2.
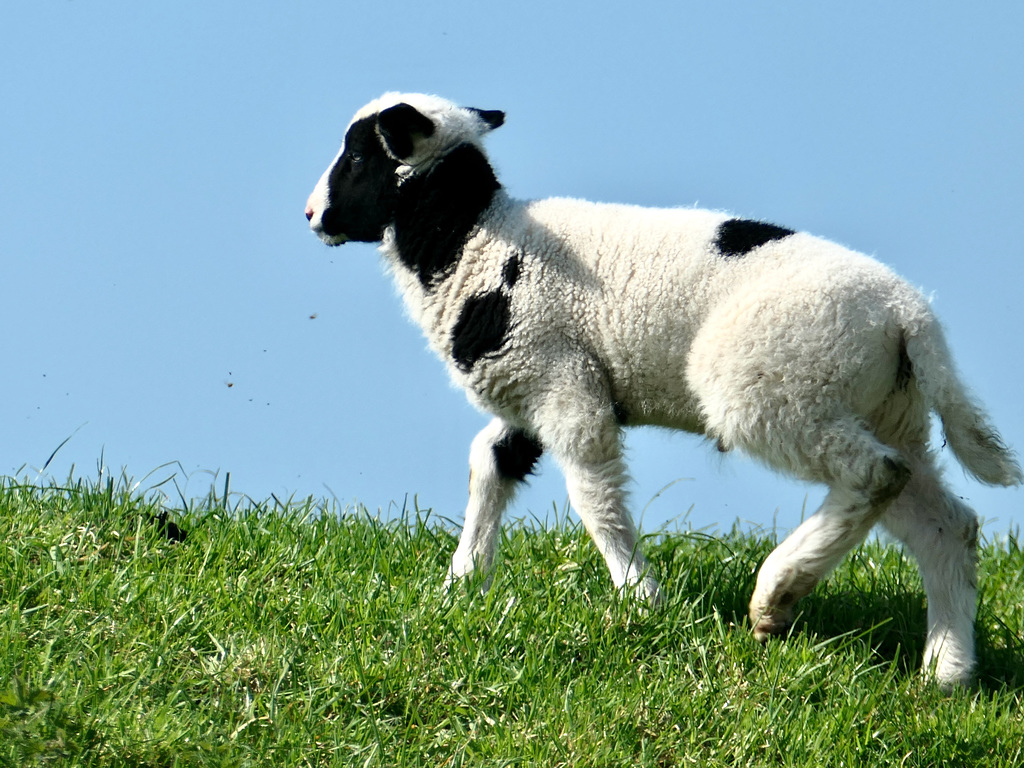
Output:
304 92 1022 688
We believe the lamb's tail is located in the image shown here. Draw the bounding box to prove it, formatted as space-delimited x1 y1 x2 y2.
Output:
903 315 1023 486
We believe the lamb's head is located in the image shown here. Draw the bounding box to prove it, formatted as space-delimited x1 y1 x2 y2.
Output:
305 93 504 246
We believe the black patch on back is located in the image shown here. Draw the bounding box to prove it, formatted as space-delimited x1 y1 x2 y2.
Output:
502 254 522 288
714 218 795 258
451 290 511 371
493 429 543 481
394 143 502 287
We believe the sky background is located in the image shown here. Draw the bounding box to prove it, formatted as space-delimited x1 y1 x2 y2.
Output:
2 2 1022 541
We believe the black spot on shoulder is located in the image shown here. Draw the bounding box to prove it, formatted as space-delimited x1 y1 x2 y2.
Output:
493 429 543 481
394 144 501 287
502 254 522 288
714 218 795 258
451 290 511 371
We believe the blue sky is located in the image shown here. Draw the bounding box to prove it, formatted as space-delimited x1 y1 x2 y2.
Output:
2 2 1021 539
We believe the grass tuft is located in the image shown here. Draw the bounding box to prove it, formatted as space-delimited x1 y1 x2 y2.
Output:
2 475 1023 766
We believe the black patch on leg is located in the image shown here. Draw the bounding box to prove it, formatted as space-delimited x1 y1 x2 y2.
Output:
870 456 912 506
493 429 543 481
451 290 511 370
714 218 795 258
394 144 501 287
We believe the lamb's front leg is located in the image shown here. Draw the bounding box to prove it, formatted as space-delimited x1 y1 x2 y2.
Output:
446 417 542 591
538 401 662 606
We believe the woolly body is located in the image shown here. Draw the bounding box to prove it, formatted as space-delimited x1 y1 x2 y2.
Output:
306 93 1021 689
393 196 919 456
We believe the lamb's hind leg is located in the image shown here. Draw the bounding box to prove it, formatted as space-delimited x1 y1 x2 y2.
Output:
748 417 911 639
880 457 980 689
446 417 542 590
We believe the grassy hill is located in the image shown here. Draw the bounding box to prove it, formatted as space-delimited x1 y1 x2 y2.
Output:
2 476 1023 766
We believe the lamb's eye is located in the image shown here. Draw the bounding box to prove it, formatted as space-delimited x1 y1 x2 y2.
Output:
349 151 364 165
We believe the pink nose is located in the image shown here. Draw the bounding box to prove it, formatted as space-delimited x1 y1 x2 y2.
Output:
305 205 314 221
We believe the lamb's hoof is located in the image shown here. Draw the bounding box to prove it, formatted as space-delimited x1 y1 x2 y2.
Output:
750 607 793 642
639 577 665 609
618 576 664 610
443 567 493 596
924 644 976 693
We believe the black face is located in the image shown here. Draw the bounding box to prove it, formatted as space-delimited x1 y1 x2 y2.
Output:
320 117 401 243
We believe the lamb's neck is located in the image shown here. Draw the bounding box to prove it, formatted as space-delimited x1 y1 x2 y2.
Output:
386 143 502 289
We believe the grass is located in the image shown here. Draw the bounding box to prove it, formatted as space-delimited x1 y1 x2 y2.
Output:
2 475 1023 766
